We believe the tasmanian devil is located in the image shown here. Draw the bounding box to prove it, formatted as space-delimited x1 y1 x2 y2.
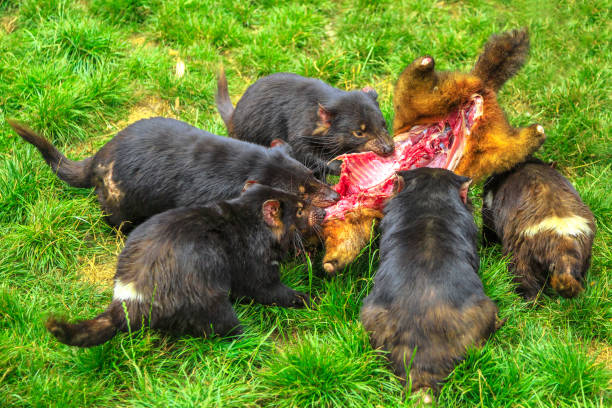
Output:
361 168 502 401
216 71 394 176
8 117 339 232
45 184 325 347
482 157 596 299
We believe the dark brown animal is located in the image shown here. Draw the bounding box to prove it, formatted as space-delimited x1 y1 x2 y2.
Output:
216 71 394 176
361 168 503 401
482 158 596 299
45 184 325 347
8 117 338 232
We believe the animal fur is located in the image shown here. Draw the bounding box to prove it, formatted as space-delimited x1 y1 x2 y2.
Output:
482 157 596 299
8 117 338 232
45 184 324 347
322 208 383 274
393 28 545 181
216 70 394 176
322 28 547 273
361 168 502 398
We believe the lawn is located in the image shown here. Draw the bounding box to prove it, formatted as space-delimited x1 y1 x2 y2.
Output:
0 0 610 407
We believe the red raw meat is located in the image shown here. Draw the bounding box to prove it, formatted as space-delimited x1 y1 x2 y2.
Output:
325 95 483 221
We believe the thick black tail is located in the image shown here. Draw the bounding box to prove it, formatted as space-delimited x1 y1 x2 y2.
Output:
215 68 235 132
45 302 122 347
7 119 93 188
471 28 530 92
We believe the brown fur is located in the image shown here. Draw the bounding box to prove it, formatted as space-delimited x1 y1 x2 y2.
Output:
361 168 502 397
322 208 382 274
471 28 531 92
321 28 546 273
98 162 123 204
482 158 596 299
361 300 498 392
393 28 545 182
453 93 545 182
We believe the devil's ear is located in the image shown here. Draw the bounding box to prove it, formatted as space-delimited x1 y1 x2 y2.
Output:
459 178 472 204
317 104 334 127
262 200 282 228
270 138 294 156
361 86 378 101
393 174 405 194
242 180 258 192
270 139 286 147
396 170 415 183
395 170 417 193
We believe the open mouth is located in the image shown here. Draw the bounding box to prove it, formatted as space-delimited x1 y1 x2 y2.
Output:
309 207 327 227
324 95 483 221
360 137 394 157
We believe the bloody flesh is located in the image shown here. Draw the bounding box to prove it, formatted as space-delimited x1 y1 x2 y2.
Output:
325 94 483 221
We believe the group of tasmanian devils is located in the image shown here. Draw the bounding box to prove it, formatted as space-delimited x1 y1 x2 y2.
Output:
9 27 596 402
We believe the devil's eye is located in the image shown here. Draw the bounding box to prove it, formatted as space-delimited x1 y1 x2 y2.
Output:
353 130 366 138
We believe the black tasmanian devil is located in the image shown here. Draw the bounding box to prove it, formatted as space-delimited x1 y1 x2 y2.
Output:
216 71 394 176
482 157 596 299
8 117 339 232
361 168 503 402
45 184 325 347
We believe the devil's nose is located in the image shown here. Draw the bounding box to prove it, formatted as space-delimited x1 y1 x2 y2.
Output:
328 189 341 202
380 142 395 156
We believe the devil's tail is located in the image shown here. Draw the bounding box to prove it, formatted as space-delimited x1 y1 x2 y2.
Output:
7 120 93 188
215 68 235 134
45 301 123 347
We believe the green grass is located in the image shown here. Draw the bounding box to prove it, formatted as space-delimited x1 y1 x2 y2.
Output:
0 0 610 406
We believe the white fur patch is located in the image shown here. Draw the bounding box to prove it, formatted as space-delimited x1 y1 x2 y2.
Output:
484 191 494 208
100 161 123 203
522 215 592 238
113 280 143 302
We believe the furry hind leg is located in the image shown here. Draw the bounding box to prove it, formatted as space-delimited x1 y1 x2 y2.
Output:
456 123 546 181
178 296 243 338
249 281 310 309
202 298 243 337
